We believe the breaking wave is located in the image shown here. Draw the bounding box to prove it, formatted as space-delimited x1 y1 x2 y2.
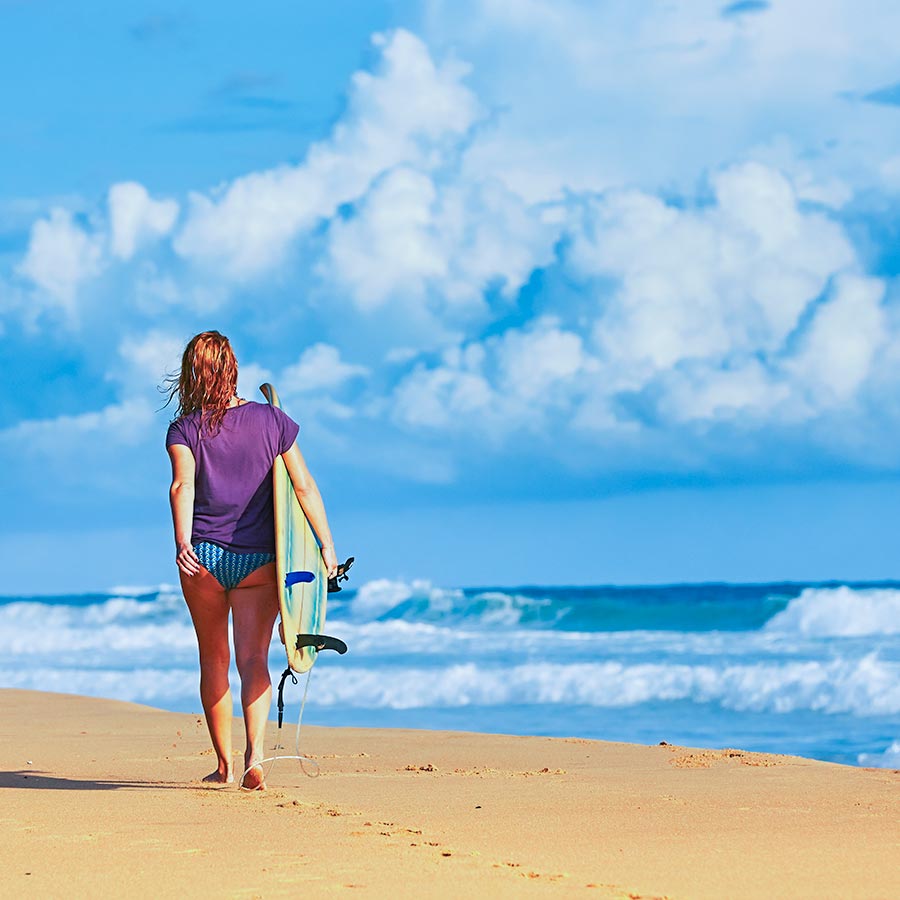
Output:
3 654 897 719
764 586 900 637
2 579 898 765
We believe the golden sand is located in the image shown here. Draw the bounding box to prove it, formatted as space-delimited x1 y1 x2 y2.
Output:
1 689 897 898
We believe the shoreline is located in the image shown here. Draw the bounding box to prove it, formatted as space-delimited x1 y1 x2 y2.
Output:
3 684 890 770
2 689 898 898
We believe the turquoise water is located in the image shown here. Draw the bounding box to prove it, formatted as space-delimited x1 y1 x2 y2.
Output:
1 579 898 767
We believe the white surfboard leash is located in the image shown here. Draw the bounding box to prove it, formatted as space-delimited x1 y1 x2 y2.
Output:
239 666 319 791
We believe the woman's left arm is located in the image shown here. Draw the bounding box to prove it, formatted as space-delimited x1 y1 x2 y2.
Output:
282 442 338 578
168 444 201 576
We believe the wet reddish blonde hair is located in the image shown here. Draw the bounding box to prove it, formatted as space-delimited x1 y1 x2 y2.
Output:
166 331 238 436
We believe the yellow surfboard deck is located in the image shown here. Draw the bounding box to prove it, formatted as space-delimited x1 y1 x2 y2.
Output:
260 383 327 673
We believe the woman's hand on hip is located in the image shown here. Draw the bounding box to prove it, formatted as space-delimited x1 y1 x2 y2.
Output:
176 542 202 576
322 544 338 579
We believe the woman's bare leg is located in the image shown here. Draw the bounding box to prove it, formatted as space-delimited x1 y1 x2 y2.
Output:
180 567 234 783
230 562 279 790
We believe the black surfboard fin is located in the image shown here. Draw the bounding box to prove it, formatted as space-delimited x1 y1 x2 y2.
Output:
328 556 355 593
295 634 348 655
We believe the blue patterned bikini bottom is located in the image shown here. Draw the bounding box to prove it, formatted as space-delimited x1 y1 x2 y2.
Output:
193 542 276 590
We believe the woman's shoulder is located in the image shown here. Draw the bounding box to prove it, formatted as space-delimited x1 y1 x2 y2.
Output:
171 408 204 428
166 409 201 447
242 400 294 419
237 400 277 419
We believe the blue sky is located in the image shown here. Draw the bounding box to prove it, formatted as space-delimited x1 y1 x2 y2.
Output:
4 0 900 593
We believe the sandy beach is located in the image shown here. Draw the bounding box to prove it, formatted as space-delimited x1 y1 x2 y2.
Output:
0 689 897 899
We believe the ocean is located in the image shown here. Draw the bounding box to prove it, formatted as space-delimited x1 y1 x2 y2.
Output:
1 580 898 768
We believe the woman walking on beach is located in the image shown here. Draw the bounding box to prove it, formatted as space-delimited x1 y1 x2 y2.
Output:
165 331 338 790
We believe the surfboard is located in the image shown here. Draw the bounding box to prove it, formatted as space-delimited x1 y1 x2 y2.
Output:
260 383 327 674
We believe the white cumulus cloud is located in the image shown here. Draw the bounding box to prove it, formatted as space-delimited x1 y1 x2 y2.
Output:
786 274 887 407
391 317 593 437
174 29 484 279
0 399 155 452
321 166 557 315
108 182 178 261
571 162 856 380
281 343 370 393
115 330 185 394
387 158 885 442
425 0 900 201
17 208 104 312
5 13 900 486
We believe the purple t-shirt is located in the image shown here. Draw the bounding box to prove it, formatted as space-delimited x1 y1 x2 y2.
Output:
165 402 299 553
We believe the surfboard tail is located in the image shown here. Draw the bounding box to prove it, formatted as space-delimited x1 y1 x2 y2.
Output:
259 382 279 406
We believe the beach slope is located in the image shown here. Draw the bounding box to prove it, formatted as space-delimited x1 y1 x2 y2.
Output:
0 689 897 898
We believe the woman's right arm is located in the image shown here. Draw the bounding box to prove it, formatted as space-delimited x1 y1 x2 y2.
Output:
281 442 338 578
167 443 201 576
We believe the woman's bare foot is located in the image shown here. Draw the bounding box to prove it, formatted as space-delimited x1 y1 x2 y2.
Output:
202 769 234 784
240 760 266 791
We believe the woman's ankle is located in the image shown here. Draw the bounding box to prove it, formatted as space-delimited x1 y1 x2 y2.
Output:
244 748 263 767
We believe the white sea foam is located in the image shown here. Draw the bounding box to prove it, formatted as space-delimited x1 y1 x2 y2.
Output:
858 740 900 768
107 583 179 597
0 598 197 659
0 666 198 705
294 654 900 716
1 592 893 671
330 619 751 657
4 652 898 718
764 586 900 637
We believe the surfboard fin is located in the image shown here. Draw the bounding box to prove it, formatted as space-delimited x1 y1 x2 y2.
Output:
286 557 354 591
328 556 355 593
285 570 315 588
295 634 348 655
